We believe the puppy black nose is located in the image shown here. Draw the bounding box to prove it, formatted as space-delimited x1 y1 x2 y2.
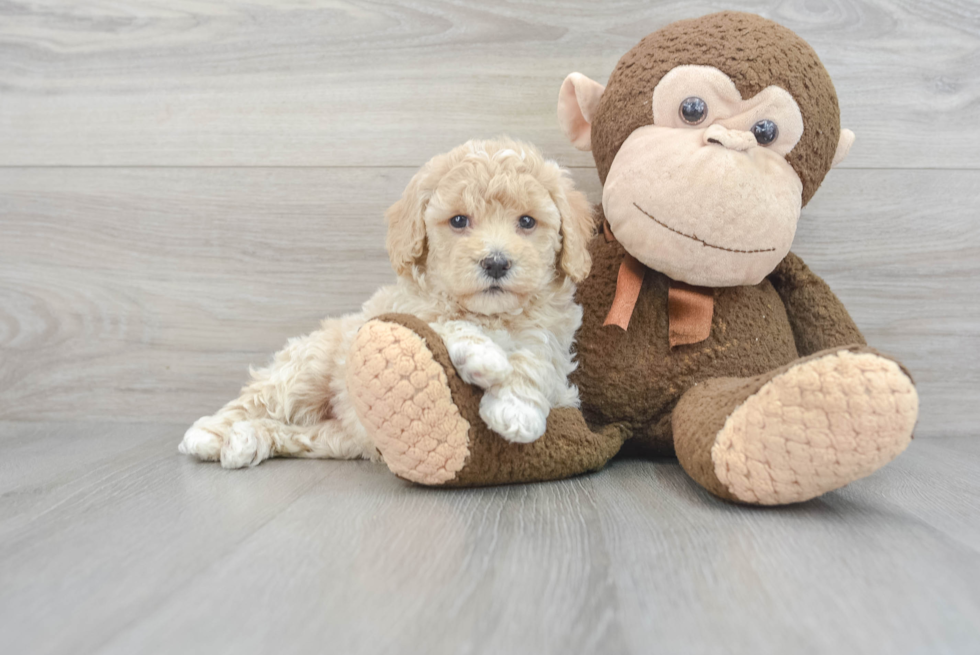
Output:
480 253 511 280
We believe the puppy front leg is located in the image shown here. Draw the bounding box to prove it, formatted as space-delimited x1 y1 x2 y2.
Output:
479 349 553 444
479 387 550 444
431 320 513 389
430 321 556 444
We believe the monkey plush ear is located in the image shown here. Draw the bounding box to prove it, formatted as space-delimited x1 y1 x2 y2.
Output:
832 129 856 168
558 73 605 151
385 166 433 278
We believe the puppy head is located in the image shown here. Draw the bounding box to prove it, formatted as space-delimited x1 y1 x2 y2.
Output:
386 138 594 315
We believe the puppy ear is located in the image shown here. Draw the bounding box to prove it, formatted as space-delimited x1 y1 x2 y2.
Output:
386 166 433 277
553 172 595 283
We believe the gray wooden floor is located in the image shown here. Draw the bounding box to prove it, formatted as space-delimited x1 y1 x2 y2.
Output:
2 423 979 654
2 1 979 654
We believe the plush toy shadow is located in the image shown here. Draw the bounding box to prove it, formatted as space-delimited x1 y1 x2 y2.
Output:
345 11 918 505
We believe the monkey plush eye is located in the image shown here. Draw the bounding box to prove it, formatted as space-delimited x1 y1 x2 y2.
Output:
449 215 469 229
679 97 707 125
751 119 779 146
518 215 537 230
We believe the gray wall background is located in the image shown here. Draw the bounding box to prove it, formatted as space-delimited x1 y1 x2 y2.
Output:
1 0 977 437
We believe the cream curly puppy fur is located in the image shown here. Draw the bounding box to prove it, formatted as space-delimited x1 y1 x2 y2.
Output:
179 138 594 469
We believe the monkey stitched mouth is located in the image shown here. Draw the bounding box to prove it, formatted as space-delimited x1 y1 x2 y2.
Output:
632 202 776 254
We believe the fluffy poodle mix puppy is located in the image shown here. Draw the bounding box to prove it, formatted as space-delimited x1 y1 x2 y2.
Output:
179 138 595 469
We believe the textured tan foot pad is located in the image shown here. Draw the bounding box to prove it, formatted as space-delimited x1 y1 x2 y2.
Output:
346 320 470 485
712 350 918 505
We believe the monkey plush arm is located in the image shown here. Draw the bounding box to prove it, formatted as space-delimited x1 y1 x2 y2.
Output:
768 251 866 356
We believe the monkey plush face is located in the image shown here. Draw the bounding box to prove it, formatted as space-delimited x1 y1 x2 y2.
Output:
558 12 855 287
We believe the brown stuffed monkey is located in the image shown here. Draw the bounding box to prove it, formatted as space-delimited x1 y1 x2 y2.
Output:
345 11 918 505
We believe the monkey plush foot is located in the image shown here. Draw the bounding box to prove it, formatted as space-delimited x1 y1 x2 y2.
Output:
347 314 627 487
346 316 471 485
674 346 918 505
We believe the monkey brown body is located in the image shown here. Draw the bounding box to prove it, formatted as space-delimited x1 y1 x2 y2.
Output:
574 235 829 456
347 12 918 504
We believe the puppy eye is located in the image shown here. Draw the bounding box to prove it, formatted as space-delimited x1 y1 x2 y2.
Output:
679 97 707 125
751 119 779 146
449 215 469 229
518 215 537 230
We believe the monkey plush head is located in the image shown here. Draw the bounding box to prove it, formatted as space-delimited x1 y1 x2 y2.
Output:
558 11 854 287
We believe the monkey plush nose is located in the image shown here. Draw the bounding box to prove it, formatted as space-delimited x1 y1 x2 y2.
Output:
480 253 511 280
703 124 756 152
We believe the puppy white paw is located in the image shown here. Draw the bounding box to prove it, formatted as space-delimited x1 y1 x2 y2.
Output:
179 423 224 461
479 391 548 444
220 421 273 469
448 340 513 389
